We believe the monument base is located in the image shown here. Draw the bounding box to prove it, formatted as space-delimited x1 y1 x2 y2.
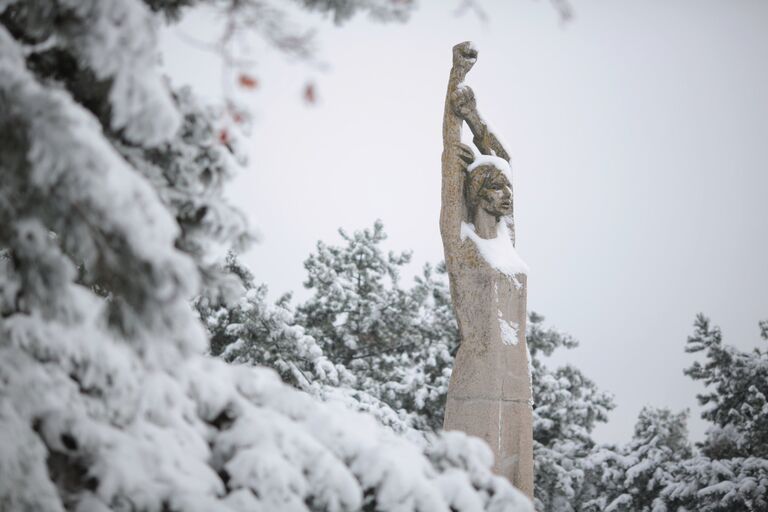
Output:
444 397 534 498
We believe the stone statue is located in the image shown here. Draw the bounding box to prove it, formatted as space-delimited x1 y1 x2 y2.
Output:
440 41 534 499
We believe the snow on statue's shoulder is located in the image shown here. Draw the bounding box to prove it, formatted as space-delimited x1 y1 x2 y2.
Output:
460 221 528 281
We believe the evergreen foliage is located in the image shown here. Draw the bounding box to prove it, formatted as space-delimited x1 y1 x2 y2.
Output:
586 315 768 512
296 221 458 431
659 314 768 511
685 314 768 459
197 254 348 390
584 408 691 512
527 313 615 512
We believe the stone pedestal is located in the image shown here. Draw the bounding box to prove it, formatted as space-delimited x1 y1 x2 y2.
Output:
445 399 534 496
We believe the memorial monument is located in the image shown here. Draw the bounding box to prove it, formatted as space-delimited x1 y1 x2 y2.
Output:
440 41 534 498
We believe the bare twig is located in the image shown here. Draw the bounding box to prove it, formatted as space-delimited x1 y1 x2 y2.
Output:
453 0 488 23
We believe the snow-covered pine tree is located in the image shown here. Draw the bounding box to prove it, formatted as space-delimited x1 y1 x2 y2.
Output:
585 315 768 512
295 221 459 431
684 314 768 460
655 315 768 512
298 220 416 366
0 2 534 511
584 408 691 512
196 253 349 390
526 313 615 512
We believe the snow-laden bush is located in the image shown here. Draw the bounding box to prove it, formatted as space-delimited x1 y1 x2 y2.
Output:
0 1 533 510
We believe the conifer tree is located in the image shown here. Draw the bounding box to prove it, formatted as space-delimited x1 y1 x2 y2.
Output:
586 315 768 512
656 315 768 512
584 408 691 512
296 221 459 430
197 253 349 390
685 314 768 459
527 313 615 512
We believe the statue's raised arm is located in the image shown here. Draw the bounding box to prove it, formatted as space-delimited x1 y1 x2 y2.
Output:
440 42 478 257
451 85 511 162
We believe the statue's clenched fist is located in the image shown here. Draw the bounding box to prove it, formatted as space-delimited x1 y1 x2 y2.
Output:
451 41 477 82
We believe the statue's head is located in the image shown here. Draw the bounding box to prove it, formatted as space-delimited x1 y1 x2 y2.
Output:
465 159 513 221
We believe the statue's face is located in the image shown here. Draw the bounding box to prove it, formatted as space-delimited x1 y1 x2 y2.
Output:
479 171 513 218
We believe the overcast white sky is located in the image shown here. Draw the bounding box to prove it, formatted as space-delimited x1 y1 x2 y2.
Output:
162 0 768 445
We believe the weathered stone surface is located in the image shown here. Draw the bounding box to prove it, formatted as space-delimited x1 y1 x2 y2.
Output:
443 399 534 498
440 41 534 499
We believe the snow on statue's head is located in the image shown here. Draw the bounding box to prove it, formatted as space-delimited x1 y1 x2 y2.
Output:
465 155 513 221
